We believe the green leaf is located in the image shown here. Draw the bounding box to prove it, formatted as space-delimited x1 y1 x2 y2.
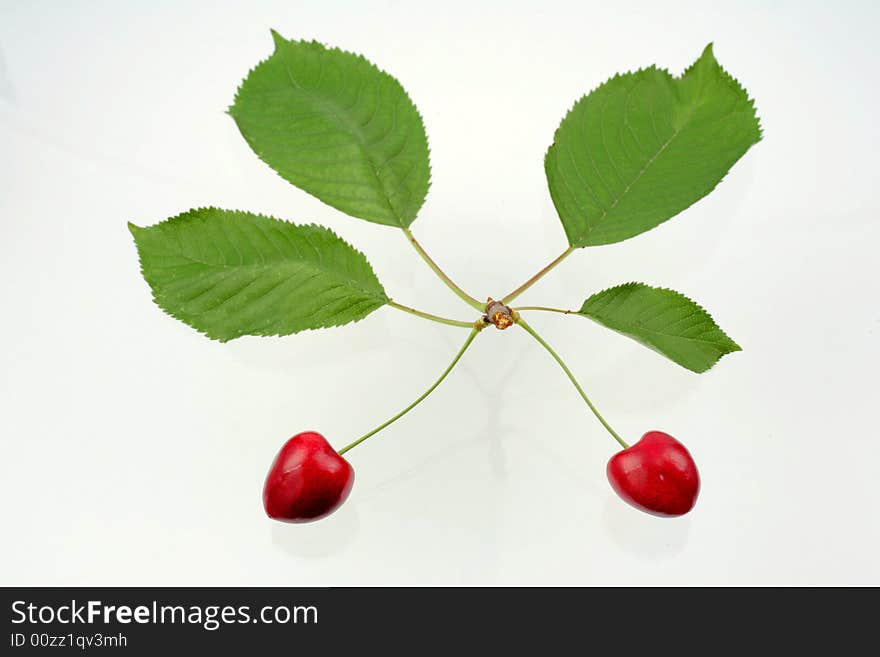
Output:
229 31 431 229
576 283 741 373
129 208 389 341
546 44 762 247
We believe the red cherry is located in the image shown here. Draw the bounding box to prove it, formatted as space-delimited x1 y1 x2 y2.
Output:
263 431 354 523
607 431 700 517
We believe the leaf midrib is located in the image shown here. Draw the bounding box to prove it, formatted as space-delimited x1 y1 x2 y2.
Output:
580 312 735 348
155 248 386 302
576 75 704 242
279 58 404 226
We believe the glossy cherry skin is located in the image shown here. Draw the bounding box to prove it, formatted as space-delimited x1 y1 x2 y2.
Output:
263 432 354 523
607 431 700 517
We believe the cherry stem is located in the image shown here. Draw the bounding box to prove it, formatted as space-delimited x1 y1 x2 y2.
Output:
387 300 474 328
501 245 576 305
517 318 629 450
338 323 484 455
514 306 574 315
403 228 484 311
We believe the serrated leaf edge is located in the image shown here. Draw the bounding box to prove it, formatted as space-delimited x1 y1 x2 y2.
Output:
577 281 742 373
228 30 432 229
545 44 763 247
128 207 389 342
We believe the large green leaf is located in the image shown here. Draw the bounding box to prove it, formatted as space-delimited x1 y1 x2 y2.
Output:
130 208 388 341
577 283 740 372
546 44 761 247
229 31 430 228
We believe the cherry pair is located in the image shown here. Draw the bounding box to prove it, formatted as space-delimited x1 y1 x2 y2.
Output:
263 430 699 522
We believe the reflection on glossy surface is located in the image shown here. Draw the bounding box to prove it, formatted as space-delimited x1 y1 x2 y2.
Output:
607 431 700 517
263 432 355 523
1 1 878 586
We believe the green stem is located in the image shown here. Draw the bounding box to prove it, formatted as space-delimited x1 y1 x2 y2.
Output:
403 228 484 311
338 325 484 455
517 318 629 450
387 300 473 328
501 245 576 305
514 306 574 315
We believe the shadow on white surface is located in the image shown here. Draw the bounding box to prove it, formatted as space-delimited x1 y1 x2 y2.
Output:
2 1 878 586
0 46 12 101
270 502 360 559
601 497 691 559
459 339 530 480
354 339 528 501
358 431 487 502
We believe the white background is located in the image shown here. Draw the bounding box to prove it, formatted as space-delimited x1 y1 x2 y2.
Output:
1 0 878 585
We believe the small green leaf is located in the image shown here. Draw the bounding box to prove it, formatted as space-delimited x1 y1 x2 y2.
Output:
546 44 762 247
576 283 741 373
130 208 388 341
229 31 431 228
